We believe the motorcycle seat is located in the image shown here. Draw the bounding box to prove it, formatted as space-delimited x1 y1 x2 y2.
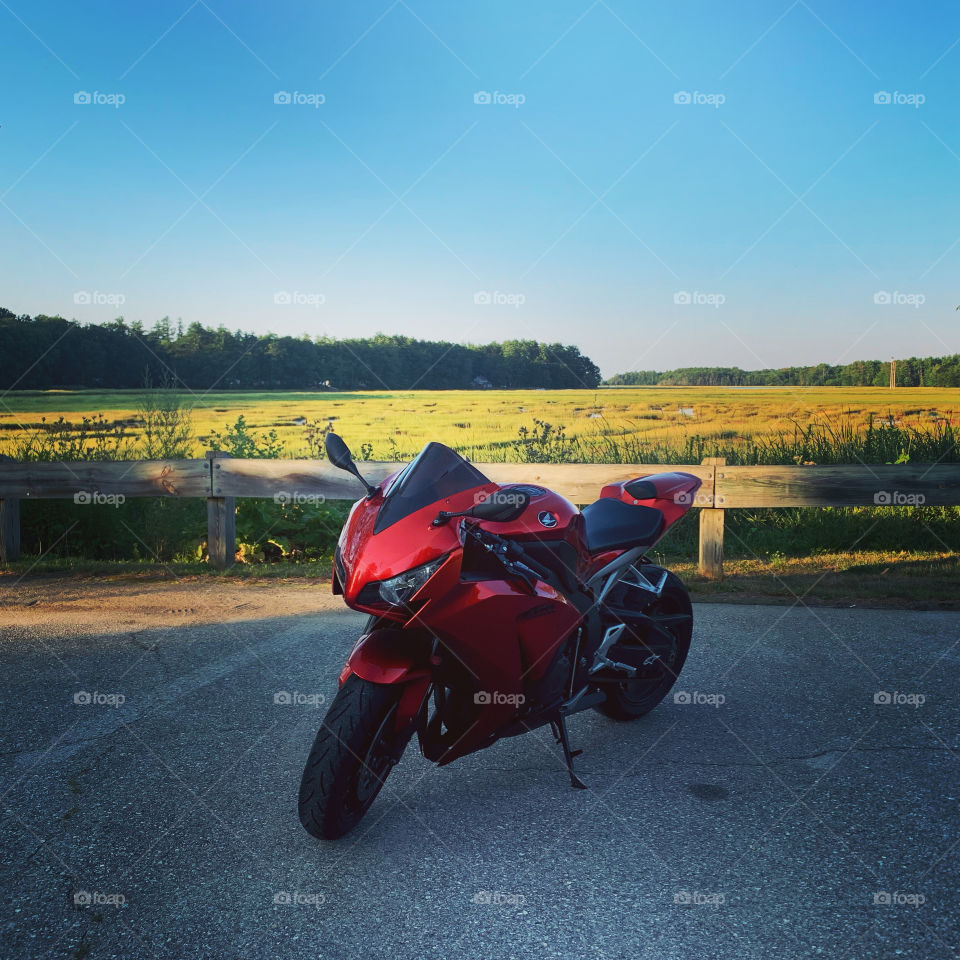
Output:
581 498 664 552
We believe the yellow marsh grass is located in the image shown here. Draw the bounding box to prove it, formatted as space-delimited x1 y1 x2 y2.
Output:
1 386 957 459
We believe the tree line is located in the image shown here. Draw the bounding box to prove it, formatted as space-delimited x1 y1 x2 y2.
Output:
0 310 601 390
606 358 960 388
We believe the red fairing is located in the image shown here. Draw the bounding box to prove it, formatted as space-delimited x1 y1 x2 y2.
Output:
408 572 581 764
337 479 497 617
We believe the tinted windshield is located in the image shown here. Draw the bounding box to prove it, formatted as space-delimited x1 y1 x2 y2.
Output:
374 442 489 533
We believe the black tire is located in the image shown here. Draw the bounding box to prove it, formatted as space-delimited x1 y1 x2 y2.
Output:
596 568 693 721
298 674 409 840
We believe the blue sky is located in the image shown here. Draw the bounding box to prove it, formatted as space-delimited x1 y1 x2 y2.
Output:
1 0 958 377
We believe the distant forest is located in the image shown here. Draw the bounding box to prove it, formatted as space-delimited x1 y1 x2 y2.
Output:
0 310 601 390
606 358 960 388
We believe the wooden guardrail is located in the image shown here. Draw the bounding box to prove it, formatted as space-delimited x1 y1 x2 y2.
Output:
1 456 958 577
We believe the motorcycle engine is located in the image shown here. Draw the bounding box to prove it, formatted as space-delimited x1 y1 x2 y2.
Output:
525 644 574 710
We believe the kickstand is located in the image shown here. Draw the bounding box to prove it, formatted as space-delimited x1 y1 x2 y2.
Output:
550 715 588 790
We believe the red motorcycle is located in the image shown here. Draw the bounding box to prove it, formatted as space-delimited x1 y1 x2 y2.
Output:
298 433 701 839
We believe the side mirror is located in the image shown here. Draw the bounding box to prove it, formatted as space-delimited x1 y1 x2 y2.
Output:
468 489 530 523
324 432 377 498
324 432 356 472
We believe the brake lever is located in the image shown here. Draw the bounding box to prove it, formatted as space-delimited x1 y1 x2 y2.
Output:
508 561 539 594
463 525 537 592
503 542 553 585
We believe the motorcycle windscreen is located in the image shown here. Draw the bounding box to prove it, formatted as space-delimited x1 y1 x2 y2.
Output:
373 441 490 534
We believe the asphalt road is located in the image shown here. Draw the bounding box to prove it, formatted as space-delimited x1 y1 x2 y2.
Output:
1 586 958 960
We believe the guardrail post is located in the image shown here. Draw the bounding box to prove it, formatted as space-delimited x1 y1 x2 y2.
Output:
0 455 19 563
699 457 725 579
0 498 20 563
206 451 235 569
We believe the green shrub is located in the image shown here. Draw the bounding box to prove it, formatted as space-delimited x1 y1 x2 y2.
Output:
206 415 283 459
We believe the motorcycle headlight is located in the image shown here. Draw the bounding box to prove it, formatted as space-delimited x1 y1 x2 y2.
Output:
378 557 445 607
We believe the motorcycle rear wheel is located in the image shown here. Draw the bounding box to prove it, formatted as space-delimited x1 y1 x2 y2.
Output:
596 569 693 721
298 674 409 840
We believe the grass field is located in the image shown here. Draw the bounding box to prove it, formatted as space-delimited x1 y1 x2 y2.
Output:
1 386 957 461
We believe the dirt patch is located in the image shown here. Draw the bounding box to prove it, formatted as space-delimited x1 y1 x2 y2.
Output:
0 578 341 635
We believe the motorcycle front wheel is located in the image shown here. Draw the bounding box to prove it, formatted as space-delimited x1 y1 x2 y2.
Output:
298 674 410 840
